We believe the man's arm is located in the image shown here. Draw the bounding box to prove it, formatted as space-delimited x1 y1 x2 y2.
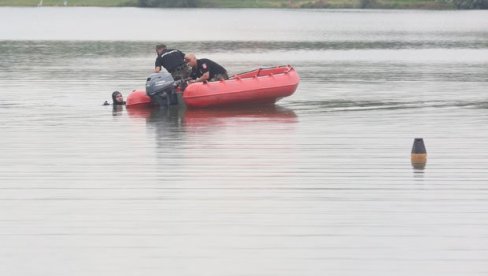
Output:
191 72 210 83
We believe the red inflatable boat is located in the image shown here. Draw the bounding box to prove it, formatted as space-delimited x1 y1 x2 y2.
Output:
126 65 299 109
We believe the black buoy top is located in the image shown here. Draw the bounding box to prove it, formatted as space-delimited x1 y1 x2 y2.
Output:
411 138 427 154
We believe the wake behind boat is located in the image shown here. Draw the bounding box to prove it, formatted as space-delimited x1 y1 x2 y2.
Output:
126 65 299 109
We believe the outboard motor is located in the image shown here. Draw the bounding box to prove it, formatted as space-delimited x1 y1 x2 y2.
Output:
145 72 178 107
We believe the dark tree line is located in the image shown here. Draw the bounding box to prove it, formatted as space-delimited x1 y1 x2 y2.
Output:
449 0 488 8
135 0 487 9
137 0 199 7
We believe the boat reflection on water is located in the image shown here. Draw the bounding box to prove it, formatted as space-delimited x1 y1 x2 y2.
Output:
125 105 152 119
127 104 298 130
183 104 298 129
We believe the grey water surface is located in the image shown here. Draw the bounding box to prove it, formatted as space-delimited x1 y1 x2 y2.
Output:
1 7 488 276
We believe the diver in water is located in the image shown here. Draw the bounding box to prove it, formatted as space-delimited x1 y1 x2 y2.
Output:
112 91 126 105
103 91 126 114
103 91 126 106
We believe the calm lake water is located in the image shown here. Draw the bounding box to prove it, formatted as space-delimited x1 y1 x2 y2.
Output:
1 7 488 276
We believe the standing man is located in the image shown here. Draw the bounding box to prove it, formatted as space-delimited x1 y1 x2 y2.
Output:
154 44 191 80
184 53 229 83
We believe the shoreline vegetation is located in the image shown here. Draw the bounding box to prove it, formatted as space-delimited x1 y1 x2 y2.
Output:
0 0 486 9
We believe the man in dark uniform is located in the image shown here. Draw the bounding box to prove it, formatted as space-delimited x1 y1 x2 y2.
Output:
154 44 191 80
184 53 229 83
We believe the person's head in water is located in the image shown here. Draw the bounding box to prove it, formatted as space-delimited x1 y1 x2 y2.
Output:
112 91 125 105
